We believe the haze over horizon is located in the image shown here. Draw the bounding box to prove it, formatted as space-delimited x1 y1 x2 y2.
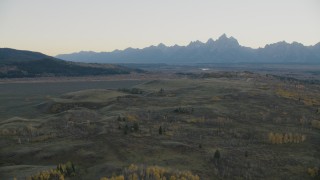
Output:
1 0 319 56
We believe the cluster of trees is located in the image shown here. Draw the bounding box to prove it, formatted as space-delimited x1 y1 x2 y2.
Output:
118 88 143 94
27 161 76 180
270 74 320 85
56 161 76 177
117 116 126 121
1 123 38 136
0 123 52 144
121 123 139 135
27 169 64 180
117 115 140 135
100 164 200 180
117 114 140 134
268 132 306 144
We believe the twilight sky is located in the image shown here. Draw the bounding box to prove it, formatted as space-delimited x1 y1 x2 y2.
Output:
0 0 319 56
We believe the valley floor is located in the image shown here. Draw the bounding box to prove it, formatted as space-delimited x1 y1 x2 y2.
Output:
0 70 320 179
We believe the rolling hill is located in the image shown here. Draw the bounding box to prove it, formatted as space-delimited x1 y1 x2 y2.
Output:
56 34 320 64
0 48 143 78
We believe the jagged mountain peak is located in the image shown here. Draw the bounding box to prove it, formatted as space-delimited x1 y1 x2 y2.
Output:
264 41 304 49
218 33 228 39
188 40 204 48
206 38 214 44
157 43 167 48
55 34 320 64
215 34 239 46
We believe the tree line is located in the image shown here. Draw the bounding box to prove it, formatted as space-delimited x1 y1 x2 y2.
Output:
268 132 306 144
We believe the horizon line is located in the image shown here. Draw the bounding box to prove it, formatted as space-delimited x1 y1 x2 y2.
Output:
1 34 320 56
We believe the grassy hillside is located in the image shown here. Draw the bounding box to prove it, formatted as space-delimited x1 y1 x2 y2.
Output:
0 48 143 78
0 48 52 64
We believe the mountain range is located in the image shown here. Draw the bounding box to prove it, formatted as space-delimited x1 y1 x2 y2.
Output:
0 48 142 78
56 34 320 64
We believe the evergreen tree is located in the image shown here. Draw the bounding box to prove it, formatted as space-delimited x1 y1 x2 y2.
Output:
159 126 163 135
133 122 139 132
214 150 220 159
124 124 129 135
